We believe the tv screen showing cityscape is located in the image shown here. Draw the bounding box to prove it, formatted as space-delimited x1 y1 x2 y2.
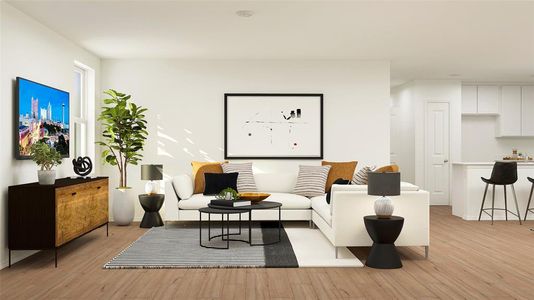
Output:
16 77 70 159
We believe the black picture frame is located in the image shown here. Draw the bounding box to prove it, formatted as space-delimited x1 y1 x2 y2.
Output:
224 93 324 159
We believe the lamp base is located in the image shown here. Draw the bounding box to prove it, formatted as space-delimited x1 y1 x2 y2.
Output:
374 196 394 219
145 181 160 195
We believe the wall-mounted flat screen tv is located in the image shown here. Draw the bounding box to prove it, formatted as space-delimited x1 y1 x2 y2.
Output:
16 77 70 159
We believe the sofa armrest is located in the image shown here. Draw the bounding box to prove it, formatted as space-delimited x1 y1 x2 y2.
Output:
162 174 193 221
163 179 180 221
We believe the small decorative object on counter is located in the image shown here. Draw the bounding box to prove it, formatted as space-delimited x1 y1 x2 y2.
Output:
72 156 93 177
368 172 401 219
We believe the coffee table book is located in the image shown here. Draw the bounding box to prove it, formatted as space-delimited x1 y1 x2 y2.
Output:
210 199 251 207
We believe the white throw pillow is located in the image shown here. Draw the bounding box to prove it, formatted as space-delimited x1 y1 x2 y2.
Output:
293 165 331 197
221 162 258 192
172 174 194 199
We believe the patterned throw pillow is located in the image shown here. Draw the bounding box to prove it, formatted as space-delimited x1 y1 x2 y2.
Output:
293 165 332 197
221 162 257 192
352 166 376 185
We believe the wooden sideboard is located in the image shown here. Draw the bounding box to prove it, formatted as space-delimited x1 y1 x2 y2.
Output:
8 177 109 267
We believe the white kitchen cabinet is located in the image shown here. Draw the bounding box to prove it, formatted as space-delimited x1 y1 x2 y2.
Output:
498 86 521 136
477 86 499 114
522 86 534 136
461 85 477 114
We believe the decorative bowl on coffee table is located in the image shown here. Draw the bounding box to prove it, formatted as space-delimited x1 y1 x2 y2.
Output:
238 192 271 203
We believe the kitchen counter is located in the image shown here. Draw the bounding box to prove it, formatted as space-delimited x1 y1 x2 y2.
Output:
453 161 534 166
451 162 534 220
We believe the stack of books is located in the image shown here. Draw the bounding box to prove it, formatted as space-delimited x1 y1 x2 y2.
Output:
210 199 251 207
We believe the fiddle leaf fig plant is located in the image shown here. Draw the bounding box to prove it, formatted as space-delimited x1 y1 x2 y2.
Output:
29 141 62 170
97 89 148 188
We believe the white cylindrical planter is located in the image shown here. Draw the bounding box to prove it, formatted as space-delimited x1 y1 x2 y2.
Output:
113 188 135 226
38 170 56 185
374 196 394 219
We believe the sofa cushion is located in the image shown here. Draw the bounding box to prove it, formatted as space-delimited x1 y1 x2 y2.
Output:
265 193 311 209
203 172 238 195
352 166 376 185
178 194 213 210
322 161 357 192
311 195 331 225
222 162 257 192
375 164 400 173
254 173 296 193
192 161 226 194
178 192 311 210
294 165 331 197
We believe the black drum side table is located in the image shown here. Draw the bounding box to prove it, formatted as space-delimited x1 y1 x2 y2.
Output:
364 215 404 269
139 194 165 228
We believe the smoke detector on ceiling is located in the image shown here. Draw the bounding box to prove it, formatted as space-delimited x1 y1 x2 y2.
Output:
236 10 254 18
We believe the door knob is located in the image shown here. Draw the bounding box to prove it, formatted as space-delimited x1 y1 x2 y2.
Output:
444 159 449 163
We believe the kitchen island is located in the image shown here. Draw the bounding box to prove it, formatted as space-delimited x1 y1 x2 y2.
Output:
452 162 534 221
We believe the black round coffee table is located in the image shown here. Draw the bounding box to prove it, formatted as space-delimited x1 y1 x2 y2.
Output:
364 215 404 269
199 207 249 249
205 201 283 247
139 194 165 228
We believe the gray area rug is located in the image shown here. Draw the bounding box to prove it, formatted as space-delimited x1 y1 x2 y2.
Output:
104 222 298 269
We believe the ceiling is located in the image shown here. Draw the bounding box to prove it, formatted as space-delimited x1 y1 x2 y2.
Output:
6 0 534 86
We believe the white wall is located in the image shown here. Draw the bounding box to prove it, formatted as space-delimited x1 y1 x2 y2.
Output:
412 80 462 192
389 80 462 204
462 116 534 161
101 59 391 220
0 3 101 269
391 83 415 182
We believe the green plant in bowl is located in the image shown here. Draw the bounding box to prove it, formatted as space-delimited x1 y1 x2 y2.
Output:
216 188 240 200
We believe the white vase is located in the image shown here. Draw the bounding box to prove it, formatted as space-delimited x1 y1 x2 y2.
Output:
37 170 56 185
113 188 135 226
374 196 394 218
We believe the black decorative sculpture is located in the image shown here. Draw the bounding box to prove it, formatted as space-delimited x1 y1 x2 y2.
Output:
72 156 93 177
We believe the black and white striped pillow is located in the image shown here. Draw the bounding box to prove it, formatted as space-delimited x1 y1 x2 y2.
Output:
293 165 331 197
352 166 376 185
221 162 257 192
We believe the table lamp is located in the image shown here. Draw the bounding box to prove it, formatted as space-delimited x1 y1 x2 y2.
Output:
368 172 401 219
141 164 163 195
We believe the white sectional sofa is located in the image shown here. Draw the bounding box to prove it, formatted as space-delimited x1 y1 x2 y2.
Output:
164 172 430 257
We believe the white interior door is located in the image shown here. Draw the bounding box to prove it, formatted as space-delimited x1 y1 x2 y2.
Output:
426 102 450 205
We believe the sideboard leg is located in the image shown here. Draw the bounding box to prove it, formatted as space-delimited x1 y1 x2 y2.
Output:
8 249 11 268
425 246 429 259
106 223 109 237
54 248 58 268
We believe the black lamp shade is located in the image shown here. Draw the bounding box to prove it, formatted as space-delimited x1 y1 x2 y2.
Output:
367 172 401 196
141 164 163 181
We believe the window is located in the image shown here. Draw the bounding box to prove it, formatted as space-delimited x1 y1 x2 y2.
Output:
72 65 87 157
72 61 95 161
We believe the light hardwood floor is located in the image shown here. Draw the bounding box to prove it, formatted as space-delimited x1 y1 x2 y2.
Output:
1 206 533 299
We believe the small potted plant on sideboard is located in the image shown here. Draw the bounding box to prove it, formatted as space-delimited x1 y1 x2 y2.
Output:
29 141 62 185
98 89 148 226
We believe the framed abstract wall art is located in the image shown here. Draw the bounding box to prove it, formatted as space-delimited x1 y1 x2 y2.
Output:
224 93 323 159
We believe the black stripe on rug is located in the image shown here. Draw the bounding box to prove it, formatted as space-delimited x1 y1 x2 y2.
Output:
261 221 299 268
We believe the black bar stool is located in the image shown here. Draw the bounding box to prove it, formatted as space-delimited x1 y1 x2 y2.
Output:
478 162 522 225
524 177 534 221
